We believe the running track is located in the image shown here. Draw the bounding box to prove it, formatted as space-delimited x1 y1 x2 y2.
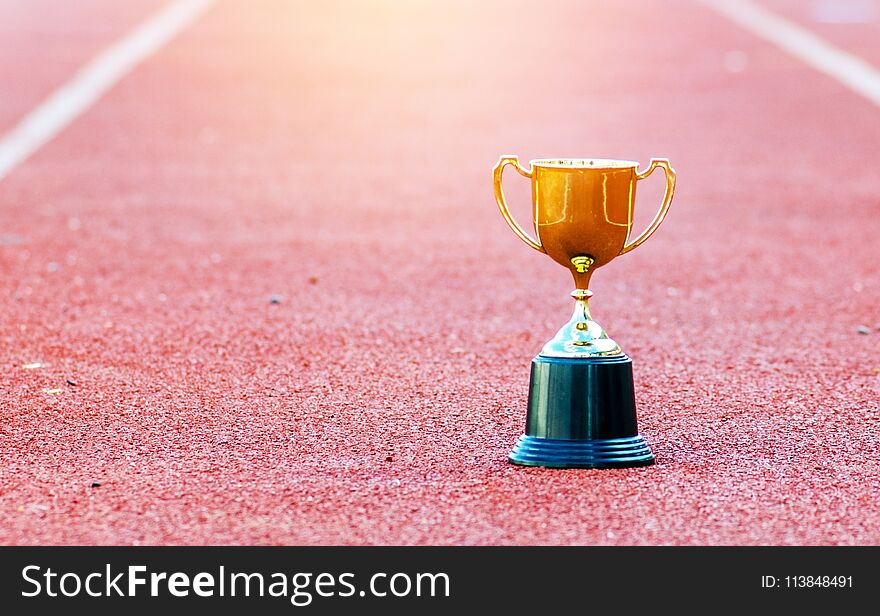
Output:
1 0 879 545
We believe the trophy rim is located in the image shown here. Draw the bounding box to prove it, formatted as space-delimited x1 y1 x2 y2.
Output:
530 158 639 170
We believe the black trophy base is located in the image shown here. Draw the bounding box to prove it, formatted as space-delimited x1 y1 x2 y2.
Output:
508 354 654 469
508 434 654 469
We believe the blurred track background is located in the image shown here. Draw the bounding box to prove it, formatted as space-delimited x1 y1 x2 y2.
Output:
1 0 878 544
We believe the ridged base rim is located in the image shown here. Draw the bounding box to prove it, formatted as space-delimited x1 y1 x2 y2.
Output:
508 435 655 469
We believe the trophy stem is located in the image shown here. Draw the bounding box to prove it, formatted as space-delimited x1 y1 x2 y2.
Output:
570 255 594 291
539 288 622 358
571 288 593 323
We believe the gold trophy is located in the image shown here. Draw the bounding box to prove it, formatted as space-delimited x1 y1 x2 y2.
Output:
493 156 676 468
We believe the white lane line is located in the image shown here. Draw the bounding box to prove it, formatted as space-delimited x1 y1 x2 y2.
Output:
701 0 880 107
0 0 214 182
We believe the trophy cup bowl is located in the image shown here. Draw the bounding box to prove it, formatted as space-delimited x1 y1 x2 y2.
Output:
493 155 676 468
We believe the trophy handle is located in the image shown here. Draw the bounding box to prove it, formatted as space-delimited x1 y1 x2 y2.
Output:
493 155 545 253
619 158 676 255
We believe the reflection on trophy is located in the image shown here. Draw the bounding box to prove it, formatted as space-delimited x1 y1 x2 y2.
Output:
493 156 676 468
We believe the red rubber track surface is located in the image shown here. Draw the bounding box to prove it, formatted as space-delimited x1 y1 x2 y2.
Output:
765 0 880 63
1 0 879 545
0 0 163 133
